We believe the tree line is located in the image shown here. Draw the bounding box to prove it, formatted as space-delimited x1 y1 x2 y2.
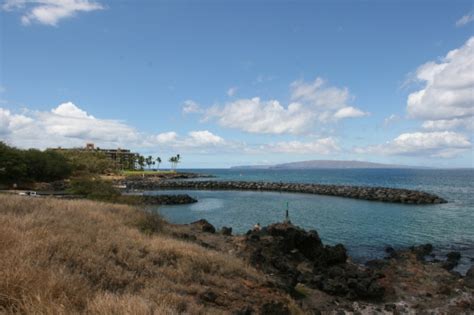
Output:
0 142 184 186
0 142 72 185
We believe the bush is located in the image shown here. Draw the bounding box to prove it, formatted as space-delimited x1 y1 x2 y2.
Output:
55 150 115 175
69 176 120 198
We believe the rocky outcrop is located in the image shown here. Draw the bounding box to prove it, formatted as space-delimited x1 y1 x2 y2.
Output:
239 222 385 300
465 266 474 288
191 219 216 233
443 251 462 271
126 180 447 204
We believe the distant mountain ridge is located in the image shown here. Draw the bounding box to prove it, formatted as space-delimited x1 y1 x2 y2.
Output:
230 160 431 170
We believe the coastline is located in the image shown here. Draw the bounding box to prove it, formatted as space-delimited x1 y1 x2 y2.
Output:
1 194 472 314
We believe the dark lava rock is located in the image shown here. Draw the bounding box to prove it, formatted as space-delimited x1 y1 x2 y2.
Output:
385 246 395 254
410 244 433 260
260 301 290 315
221 226 232 236
384 304 397 312
365 259 388 269
464 266 474 288
240 222 384 301
141 194 197 205
191 219 216 233
442 251 461 271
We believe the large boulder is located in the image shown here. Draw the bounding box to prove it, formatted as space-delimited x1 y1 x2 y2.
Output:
464 266 474 289
241 222 383 300
442 251 461 271
191 219 216 233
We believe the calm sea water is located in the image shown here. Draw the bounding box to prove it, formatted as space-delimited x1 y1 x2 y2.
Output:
150 169 474 273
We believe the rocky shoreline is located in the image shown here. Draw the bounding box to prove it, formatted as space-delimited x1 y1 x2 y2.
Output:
174 219 474 313
135 194 198 205
125 180 447 205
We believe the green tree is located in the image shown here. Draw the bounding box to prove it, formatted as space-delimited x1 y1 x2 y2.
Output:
156 157 161 170
146 155 153 170
137 155 145 170
168 156 176 170
175 154 181 170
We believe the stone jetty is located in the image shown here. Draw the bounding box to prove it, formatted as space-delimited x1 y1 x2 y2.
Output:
125 180 447 204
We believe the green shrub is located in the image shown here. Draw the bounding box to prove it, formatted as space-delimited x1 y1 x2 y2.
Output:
69 177 120 198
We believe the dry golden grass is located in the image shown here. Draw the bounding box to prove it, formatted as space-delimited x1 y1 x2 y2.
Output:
0 195 291 314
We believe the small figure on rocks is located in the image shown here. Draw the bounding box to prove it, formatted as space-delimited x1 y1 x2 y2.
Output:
284 201 291 224
253 223 262 232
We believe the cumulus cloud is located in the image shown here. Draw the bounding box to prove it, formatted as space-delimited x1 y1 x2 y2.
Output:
205 97 314 134
182 100 201 114
202 77 368 135
188 130 224 145
422 118 473 131
456 12 474 27
0 102 233 154
2 0 104 26
406 37 474 129
152 131 178 144
355 131 471 158
262 137 340 154
0 102 345 157
0 108 33 135
334 106 369 119
227 86 238 97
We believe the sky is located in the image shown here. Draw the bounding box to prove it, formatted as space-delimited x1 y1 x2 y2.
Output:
0 0 473 168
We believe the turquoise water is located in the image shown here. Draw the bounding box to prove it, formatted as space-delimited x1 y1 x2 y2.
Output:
150 169 474 272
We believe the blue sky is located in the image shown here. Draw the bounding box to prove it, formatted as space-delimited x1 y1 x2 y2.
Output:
1 0 473 168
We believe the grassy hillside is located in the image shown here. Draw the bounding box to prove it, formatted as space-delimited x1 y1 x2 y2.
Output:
0 195 293 314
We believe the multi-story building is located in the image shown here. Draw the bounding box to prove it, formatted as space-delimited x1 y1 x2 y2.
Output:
51 143 139 170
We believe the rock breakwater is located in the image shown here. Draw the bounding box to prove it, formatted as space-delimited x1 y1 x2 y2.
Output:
126 180 447 204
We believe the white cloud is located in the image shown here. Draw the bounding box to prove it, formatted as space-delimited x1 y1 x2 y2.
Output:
290 78 351 110
262 137 340 154
2 0 104 26
188 130 224 145
456 12 474 27
334 106 369 119
182 100 201 114
0 108 33 135
406 37 474 129
206 97 314 135
227 86 238 97
0 102 236 155
203 77 368 135
153 131 178 144
0 102 344 157
355 131 471 158
422 117 473 131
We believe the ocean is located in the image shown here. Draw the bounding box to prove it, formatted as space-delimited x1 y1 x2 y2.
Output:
149 168 474 273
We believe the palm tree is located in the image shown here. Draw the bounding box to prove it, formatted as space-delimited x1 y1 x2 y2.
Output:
137 155 145 170
168 156 176 170
146 155 153 170
156 157 162 170
175 154 181 170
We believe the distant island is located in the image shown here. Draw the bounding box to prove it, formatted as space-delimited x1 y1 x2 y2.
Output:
231 159 431 170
